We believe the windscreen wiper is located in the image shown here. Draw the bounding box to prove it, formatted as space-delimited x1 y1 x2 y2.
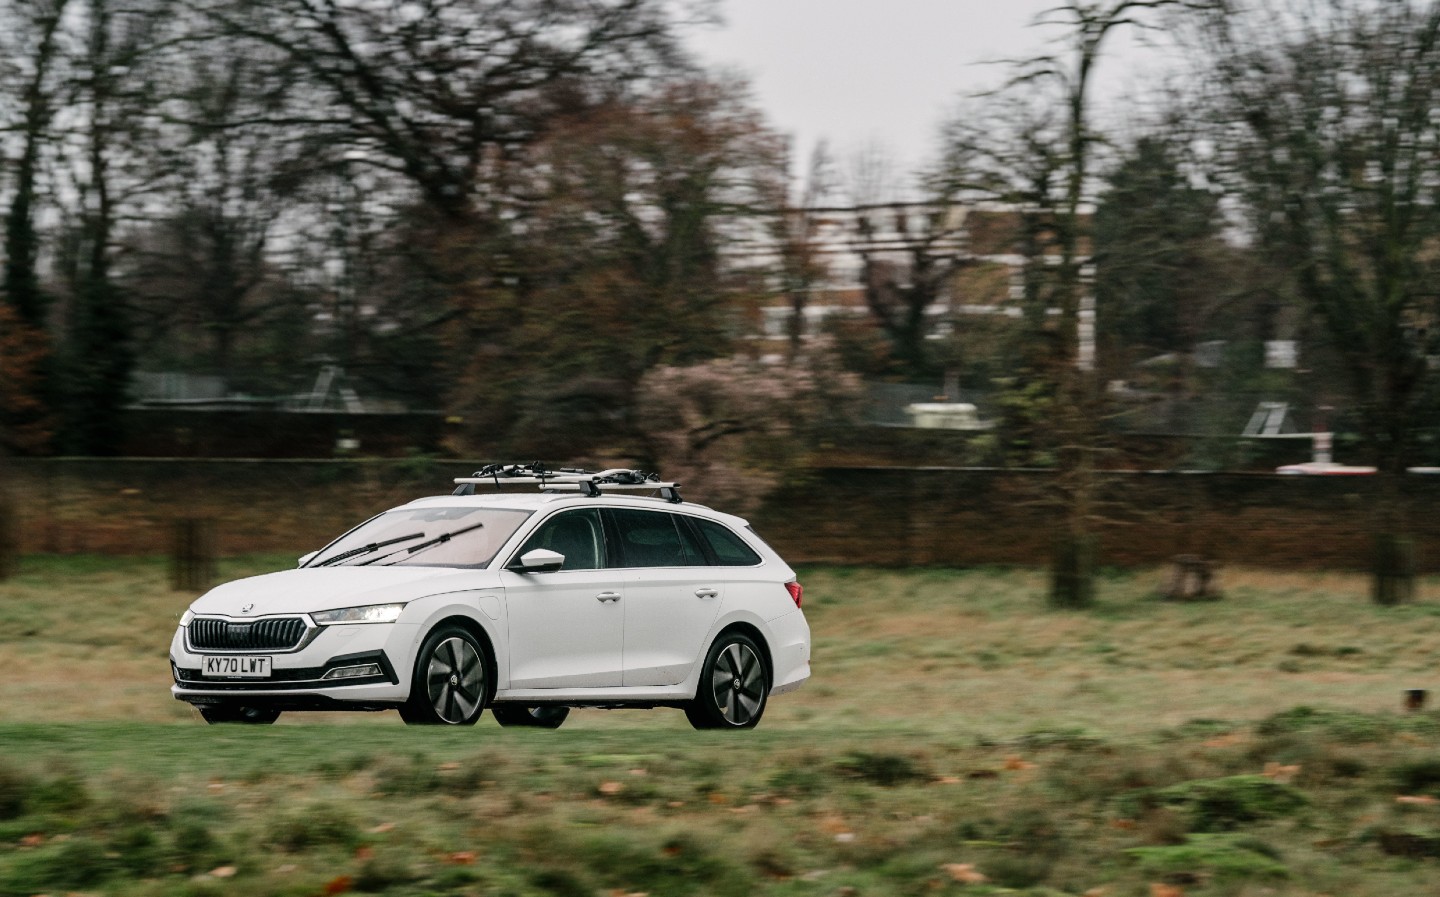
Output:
313 531 425 567
367 520 486 565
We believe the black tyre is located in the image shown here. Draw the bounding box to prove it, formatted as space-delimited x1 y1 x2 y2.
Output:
399 626 491 725
492 705 570 729
198 705 280 725
684 632 769 730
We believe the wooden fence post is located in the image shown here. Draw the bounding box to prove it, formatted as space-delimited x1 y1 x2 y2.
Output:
0 489 15 582
170 517 217 592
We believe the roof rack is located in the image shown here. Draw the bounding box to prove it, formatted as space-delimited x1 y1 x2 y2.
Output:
451 462 683 503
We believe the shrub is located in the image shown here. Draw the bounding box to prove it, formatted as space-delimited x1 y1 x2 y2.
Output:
269 803 360 852
1392 759 1440 796
1119 775 1306 832
633 354 862 517
27 771 90 815
0 763 33 820
1256 706 1391 743
833 751 930 787
1127 833 1288 881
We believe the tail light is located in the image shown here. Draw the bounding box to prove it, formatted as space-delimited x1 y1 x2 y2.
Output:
784 581 803 608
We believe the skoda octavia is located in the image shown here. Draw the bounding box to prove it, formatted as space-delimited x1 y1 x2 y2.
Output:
169 466 810 729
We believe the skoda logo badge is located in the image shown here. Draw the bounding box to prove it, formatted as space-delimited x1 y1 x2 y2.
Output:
240 603 254 614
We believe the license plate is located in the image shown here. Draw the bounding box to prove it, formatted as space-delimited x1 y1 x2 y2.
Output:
202 655 272 678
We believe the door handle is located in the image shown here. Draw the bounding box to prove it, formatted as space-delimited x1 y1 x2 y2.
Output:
695 588 719 599
596 591 622 603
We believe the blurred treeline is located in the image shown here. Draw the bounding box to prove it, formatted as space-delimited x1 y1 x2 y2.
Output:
3 0 1440 479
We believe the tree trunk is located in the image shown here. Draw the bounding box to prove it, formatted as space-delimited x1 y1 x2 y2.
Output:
1372 532 1414 606
0 476 16 582
1050 530 1096 609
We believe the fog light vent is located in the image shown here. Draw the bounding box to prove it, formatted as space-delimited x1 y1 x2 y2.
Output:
322 663 382 681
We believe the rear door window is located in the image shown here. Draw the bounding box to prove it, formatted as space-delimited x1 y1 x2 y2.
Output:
607 509 707 568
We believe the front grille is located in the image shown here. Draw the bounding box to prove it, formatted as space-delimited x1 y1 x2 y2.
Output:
188 617 307 651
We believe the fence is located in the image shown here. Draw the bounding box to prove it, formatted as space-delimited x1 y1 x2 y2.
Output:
2 458 1435 571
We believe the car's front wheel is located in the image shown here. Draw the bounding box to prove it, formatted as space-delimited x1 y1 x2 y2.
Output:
197 705 280 725
684 632 769 730
492 705 570 729
399 626 491 726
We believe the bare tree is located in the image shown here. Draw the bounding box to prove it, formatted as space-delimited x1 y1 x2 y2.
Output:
1201 0 1440 603
0 0 71 452
941 0 1208 606
770 142 835 360
48 0 185 452
193 0 698 222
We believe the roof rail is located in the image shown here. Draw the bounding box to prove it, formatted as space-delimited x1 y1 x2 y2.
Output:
452 462 683 503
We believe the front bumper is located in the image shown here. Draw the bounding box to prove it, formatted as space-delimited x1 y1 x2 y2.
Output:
170 621 418 708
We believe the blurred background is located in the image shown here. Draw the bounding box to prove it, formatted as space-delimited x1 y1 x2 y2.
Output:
4 0 1440 587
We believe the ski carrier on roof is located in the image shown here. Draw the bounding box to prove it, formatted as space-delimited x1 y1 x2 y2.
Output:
451 462 683 503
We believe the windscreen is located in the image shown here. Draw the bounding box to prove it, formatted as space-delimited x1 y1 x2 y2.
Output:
306 507 533 568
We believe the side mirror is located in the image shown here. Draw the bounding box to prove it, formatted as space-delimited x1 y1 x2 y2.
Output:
298 551 318 568
509 548 565 573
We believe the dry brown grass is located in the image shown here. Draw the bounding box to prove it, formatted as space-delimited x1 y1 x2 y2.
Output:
3 557 1439 738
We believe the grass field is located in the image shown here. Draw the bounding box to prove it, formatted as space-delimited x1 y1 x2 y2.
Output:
4 557 1440 895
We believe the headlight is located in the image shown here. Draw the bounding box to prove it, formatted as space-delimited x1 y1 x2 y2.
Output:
311 603 406 625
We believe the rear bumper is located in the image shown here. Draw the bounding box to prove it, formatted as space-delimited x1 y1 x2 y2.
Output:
766 609 811 695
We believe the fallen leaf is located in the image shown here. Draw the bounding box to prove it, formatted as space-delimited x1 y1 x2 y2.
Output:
448 851 476 865
629 768 648 777
209 866 237 879
1149 883 1184 897
322 874 354 895
598 781 625 795
819 816 850 834
934 776 962 785
368 822 396 834
437 762 461 772
1262 762 1301 784
1083 888 1108 897
707 792 728 805
1110 819 1137 830
940 862 987 884
1202 733 1240 748
354 846 374 860
1396 795 1439 805
1003 756 1036 772
19 834 44 847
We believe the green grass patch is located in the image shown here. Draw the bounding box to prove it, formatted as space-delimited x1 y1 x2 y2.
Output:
5 558 1440 893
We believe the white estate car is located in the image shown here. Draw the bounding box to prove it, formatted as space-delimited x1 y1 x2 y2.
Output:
169 466 810 729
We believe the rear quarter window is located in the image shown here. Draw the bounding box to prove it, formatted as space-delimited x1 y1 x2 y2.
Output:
693 518 763 566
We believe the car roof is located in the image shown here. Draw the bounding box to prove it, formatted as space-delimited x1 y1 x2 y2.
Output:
393 492 746 525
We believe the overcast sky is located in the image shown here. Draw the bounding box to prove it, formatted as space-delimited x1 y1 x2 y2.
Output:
684 0 1177 186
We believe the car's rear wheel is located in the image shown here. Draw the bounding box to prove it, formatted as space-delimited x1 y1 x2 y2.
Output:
491 705 570 729
684 632 769 730
198 705 280 725
399 626 491 726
